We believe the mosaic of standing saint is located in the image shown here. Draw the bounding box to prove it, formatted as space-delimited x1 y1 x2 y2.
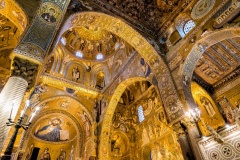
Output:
41 8 56 23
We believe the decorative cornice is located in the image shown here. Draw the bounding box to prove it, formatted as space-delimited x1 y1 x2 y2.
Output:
213 66 240 90
192 72 214 94
42 73 100 98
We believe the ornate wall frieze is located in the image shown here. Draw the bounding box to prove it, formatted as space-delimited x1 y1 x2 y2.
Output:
213 0 240 28
166 0 229 61
191 0 216 20
42 73 99 98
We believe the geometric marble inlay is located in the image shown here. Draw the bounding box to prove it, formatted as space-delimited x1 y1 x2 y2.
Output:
198 125 240 160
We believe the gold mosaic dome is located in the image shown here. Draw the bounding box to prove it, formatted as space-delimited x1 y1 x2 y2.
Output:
61 26 122 61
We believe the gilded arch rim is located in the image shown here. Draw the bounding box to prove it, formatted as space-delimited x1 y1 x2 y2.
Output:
99 77 147 159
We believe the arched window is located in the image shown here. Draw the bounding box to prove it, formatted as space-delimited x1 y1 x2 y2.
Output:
138 106 145 122
96 53 103 60
61 37 66 45
76 51 83 58
183 20 196 35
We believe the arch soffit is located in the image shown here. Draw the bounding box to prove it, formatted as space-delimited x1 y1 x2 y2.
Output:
45 45 64 73
0 0 28 34
54 45 64 72
181 27 240 109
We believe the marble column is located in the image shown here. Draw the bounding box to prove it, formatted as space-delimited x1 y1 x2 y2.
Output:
181 118 203 160
188 126 203 160
173 122 194 160
0 77 28 152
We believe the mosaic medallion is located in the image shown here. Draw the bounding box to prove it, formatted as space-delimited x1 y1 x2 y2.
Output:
191 0 215 19
233 140 240 152
209 150 220 160
220 144 235 159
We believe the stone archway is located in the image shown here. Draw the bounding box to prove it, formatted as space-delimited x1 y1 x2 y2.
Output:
56 12 184 125
181 27 240 111
99 77 146 159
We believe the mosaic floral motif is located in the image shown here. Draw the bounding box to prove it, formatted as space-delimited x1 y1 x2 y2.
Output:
220 145 234 158
234 140 240 152
209 150 220 160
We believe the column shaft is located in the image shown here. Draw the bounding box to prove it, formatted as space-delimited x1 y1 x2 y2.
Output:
178 134 194 160
188 127 203 160
0 77 28 152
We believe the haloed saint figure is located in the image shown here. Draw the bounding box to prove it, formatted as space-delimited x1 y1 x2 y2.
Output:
41 7 56 23
35 117 62 142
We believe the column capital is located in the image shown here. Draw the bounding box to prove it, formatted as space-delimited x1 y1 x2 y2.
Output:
11 56 38 90
181 117 196 129
172 122 186 137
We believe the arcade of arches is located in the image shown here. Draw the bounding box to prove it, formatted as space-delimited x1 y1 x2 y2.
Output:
0 0 240 159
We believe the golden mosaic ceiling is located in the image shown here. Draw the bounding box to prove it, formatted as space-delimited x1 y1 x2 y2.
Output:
62 26 122 61
194 37 240 85
0 13 22 91
0 14 20 51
